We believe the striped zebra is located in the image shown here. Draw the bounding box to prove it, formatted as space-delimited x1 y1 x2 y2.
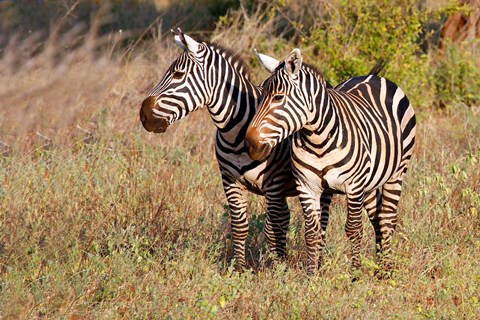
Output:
140 29 297 270
245 48 416 276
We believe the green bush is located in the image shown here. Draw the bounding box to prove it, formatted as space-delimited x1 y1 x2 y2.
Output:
233 0 479 110
430 41 480 109
305 0 424 79
295 0 432 107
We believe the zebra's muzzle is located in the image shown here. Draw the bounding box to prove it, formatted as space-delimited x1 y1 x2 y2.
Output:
140 96 169 133
245 127 272 162
142 118 168 133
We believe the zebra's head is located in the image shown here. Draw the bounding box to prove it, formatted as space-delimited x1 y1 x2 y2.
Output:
246 48 314 161
140 29 209 133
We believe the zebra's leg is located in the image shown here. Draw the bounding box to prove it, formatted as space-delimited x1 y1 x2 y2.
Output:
345 192 366 273
223 180 249 271
364 189 383 254
264 195 290 261
318 190 334 268
376 177 404 277
297 185 322 274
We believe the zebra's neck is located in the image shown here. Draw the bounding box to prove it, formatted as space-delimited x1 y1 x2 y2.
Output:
205 46 260 145
300 81 344 154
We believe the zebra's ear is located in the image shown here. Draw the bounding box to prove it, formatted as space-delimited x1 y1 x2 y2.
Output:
285 48 303 78
254 48 280 73
172 33 186 50
183 34 200 53
171 28 199 53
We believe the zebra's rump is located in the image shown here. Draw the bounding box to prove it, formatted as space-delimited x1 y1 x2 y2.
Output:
334 75 416 159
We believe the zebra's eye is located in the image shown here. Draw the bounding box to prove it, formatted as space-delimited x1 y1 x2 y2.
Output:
272 94 283 102
172 71 185 80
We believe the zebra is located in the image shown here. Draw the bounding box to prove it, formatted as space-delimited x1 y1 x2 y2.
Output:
140 29 298 270
245 48 416 276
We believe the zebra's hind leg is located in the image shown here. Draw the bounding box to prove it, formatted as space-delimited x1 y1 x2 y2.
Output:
223 180 249 271
364 189 386 276
364 189 383 254
264 195 290 264
375 177 404 278
345 192 365 276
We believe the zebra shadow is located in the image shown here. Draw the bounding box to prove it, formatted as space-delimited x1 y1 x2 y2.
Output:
215 205 272 274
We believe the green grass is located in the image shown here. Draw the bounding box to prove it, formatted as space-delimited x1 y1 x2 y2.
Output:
1 65 479 319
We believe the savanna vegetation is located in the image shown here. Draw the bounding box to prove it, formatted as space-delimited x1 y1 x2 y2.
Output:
0 0 479 318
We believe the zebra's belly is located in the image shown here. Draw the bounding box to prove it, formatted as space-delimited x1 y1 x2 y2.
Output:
219 151 295 196
292 142 401 195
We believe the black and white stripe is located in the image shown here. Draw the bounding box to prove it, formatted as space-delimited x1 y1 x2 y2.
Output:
140 30 296 270
246 49 416 275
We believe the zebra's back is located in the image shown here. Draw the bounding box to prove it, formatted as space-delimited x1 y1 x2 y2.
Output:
336 74 416 166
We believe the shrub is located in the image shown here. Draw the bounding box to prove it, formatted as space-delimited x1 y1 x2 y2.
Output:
429 40 480 109
289 0 433 107
217 0 479 110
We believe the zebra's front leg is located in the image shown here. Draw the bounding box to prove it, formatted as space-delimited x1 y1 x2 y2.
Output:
264 195 290 262
345 192 365 273
318 191 334 268
298 187 322 274
223 180 249 271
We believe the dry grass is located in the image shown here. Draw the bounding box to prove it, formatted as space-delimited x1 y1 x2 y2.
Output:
0 14 479 320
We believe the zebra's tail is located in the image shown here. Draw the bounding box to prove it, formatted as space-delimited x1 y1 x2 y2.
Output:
368 59 387 76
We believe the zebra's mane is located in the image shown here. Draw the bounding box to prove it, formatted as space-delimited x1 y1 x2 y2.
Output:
274 61 330 87
303 63 327 82
206 42 251 79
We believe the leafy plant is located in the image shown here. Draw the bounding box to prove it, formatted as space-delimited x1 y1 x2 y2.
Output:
430 41 480 108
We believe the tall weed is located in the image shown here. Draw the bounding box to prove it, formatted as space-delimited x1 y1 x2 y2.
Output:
430 40 480 108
